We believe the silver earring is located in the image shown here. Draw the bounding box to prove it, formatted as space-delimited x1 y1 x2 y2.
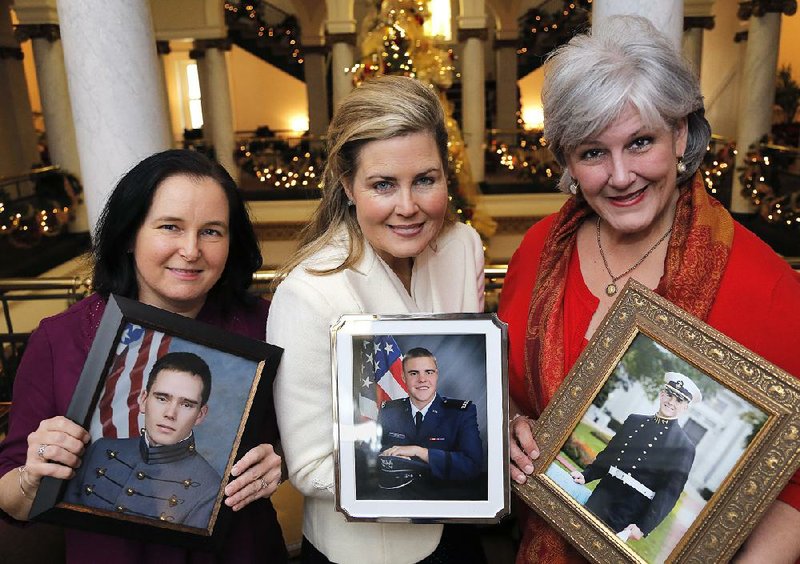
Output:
676 157 687 175
568 179 579 195
347 199 354 207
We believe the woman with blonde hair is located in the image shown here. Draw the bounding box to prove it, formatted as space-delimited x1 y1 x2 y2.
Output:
269 75 485 563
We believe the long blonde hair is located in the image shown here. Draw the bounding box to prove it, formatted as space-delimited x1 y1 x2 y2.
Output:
275 76 450 282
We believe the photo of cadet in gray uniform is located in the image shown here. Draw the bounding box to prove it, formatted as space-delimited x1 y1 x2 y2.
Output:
65 352 221 529
570 373 701 541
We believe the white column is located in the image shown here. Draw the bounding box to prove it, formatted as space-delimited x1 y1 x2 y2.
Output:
26 26 87 232
302 43 330 138
156 41 173 146
593 0 683 49
494 31 518 146
329 38 355 111
459 24 487 183
682 2 716 78
327 15 356 111
29 32 81 177
195 40 236 178
732 6 783 213
0 1 38 178
56 0 170 232
682 27 703 76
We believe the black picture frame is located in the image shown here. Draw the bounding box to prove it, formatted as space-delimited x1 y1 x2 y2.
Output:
29 294 283 552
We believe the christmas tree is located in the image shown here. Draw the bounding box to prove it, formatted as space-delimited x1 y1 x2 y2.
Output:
350 0 496 241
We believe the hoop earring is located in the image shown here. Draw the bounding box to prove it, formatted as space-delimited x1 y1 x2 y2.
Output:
676 157 687 175
568 179 579 195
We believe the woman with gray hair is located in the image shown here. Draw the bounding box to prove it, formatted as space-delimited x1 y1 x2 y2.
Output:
268 76 485 562
499 15 800 562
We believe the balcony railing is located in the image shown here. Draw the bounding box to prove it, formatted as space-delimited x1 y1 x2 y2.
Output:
0 267 508 402
0 258 798 411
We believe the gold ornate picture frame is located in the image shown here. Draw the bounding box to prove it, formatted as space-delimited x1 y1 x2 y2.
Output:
514 280 800 563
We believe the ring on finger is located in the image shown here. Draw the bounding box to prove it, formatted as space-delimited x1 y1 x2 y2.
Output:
37 444 49 460
259 477 268 490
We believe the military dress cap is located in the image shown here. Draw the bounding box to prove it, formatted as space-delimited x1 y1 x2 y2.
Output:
377 455 431 490
663 372 702 404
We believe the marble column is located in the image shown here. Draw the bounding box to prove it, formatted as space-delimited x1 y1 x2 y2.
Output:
731 0 796 213
327 31 356 111
16 23 87 231
194 39 236 178
458 14 487 183
0 1 38 178
326 10 356 111
682 27 703 76
682 1 715 77
593 0 683 49
156 40 173 144
302 43 330 139
494 32 518 146
55 0 170 232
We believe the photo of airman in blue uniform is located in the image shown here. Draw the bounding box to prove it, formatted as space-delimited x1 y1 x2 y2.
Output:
376 347 484 500
64 352 221 529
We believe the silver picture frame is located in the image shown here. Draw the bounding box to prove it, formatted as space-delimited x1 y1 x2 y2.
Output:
331 313 509 522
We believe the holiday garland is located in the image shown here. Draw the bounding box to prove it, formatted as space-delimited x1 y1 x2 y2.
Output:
740 144 800 228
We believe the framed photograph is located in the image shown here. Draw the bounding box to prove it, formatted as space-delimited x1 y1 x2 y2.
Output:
29 294 283 551
514 280 800 563
331 313 509 522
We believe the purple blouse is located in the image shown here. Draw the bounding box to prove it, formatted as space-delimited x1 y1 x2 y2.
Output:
0 294 287 564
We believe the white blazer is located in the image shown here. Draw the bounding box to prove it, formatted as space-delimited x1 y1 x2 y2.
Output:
268 222 484 564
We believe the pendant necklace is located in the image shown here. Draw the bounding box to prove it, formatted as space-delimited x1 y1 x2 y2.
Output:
596 216 673 296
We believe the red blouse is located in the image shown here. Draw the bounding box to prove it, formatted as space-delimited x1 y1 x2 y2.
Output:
499 215 800 509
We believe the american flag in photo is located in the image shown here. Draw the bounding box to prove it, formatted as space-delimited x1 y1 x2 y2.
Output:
88 324 171 440
358 335 408 420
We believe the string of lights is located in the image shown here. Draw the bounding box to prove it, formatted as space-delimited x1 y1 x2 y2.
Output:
236 139 324 192
224 1 304 65
0 196 71 247
740 146 800 228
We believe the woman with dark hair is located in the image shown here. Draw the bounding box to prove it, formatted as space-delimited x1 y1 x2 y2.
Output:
91 149 262 311
0 149 287 563
500 16 800 563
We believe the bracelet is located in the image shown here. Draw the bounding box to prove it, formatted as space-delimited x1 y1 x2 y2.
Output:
17 466 35 500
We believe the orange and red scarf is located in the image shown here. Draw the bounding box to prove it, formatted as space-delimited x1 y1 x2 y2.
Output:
523 173 734 416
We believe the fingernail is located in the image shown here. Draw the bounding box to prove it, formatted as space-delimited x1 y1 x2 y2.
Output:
514 475 526 484
530 450 540 460
524 464 534 474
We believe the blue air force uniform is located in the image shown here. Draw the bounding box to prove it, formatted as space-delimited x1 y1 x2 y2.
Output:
64 434 221 529
376 394 483 498
581 414 696 536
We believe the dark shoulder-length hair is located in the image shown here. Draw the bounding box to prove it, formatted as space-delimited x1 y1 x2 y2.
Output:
92 149 262 310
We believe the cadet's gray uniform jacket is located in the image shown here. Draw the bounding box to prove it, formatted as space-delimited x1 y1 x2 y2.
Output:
64 434 221 529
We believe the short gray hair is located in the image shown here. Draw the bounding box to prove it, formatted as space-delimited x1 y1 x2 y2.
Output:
542 15 711 192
